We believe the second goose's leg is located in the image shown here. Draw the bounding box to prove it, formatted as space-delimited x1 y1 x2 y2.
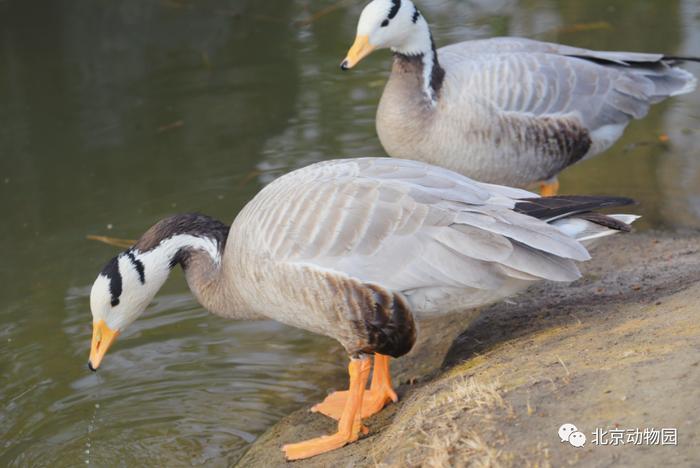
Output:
539 178 560 197
311 353 398 420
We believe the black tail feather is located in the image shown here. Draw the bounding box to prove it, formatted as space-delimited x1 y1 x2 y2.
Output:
514 195 636 221
575 212 632 232
663 55 700 65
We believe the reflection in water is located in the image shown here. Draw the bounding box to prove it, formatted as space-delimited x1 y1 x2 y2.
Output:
4 286 344 466
0 0 698 465
660 0 700 228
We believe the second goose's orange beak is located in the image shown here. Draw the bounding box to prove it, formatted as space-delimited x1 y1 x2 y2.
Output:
341 35 375 70
88 320 119 371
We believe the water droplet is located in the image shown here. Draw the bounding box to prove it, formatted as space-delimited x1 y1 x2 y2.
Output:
85 399 99 466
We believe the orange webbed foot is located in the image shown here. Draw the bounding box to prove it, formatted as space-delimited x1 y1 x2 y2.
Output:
311 354 398 421
311 390 347 418
282 430 359 461
282 357 371 461
312 387 397 420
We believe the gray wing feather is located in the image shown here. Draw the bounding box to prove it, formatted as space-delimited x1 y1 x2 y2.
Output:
440 37 697 151
248 159 585 293
440 37 665 64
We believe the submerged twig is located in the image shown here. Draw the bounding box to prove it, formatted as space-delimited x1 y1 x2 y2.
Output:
157 120 184 133
297 0 354 26
87 235 136 249
553 21 612 35
239 166 289 188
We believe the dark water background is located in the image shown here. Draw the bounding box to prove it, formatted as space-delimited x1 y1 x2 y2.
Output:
1 0 699 465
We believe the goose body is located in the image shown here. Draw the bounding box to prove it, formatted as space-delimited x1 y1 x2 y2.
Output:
343 0 698 189
87 158 638 459
230 157 631 347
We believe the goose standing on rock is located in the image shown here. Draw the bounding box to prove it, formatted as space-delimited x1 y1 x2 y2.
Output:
341 0 699 195
86 158 638 460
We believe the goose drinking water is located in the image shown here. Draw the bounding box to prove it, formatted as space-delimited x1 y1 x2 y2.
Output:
341 0 698 195
87 158 638 460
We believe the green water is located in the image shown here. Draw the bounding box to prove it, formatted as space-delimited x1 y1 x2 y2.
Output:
1 0 698 465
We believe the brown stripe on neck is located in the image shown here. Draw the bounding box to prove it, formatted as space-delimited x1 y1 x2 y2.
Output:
134 213 229 256
393 38 445 101
428 35 445 96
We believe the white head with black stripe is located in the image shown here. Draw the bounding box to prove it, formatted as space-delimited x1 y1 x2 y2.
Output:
341 0 431 70
88 214 228 371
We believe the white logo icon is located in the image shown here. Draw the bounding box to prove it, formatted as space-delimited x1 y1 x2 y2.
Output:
559 423 578 442
559 423 586 447
569 431 587 447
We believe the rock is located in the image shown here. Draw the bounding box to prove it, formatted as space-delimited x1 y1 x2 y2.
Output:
235 232 700 467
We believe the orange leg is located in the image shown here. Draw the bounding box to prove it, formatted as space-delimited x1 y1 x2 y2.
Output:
311 354 398 420
282 357 371 461
539 179 560 197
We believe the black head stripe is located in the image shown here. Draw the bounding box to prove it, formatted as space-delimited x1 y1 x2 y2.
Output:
100 256 123 307
412 5 420 23
169 248 190 270
126 251 145 284
388 0 401 19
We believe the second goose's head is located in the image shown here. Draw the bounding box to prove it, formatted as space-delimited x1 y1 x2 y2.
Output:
341 0 431 69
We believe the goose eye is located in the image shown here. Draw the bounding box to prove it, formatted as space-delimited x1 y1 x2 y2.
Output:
381 19 389 27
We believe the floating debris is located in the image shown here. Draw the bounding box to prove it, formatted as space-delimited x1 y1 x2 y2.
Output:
157 120 184 133
623 135 673 153
201 51 211 69
554 21 613 34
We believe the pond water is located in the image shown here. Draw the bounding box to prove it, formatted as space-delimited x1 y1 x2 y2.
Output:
1 0 699 465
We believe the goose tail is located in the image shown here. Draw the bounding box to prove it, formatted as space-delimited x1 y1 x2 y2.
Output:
651 60 697 99
514 195 640 247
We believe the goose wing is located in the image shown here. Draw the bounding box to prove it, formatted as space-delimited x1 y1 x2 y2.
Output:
440 37 696 150
248 158 588 293
440 37 668 65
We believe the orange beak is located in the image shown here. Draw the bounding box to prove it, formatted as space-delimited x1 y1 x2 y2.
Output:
340 35 375 70
88 319 119 371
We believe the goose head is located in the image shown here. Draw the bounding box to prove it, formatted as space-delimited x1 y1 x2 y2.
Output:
341 0 431 70
88 250 168 371
87 214 229 371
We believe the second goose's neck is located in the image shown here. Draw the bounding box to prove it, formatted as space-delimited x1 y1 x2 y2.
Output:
391 21 445 104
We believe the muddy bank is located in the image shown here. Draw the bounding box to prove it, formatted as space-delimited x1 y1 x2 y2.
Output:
236 232 700 467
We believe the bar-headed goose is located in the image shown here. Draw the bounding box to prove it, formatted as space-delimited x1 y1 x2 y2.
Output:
86 158 638 460
341 0 698 195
